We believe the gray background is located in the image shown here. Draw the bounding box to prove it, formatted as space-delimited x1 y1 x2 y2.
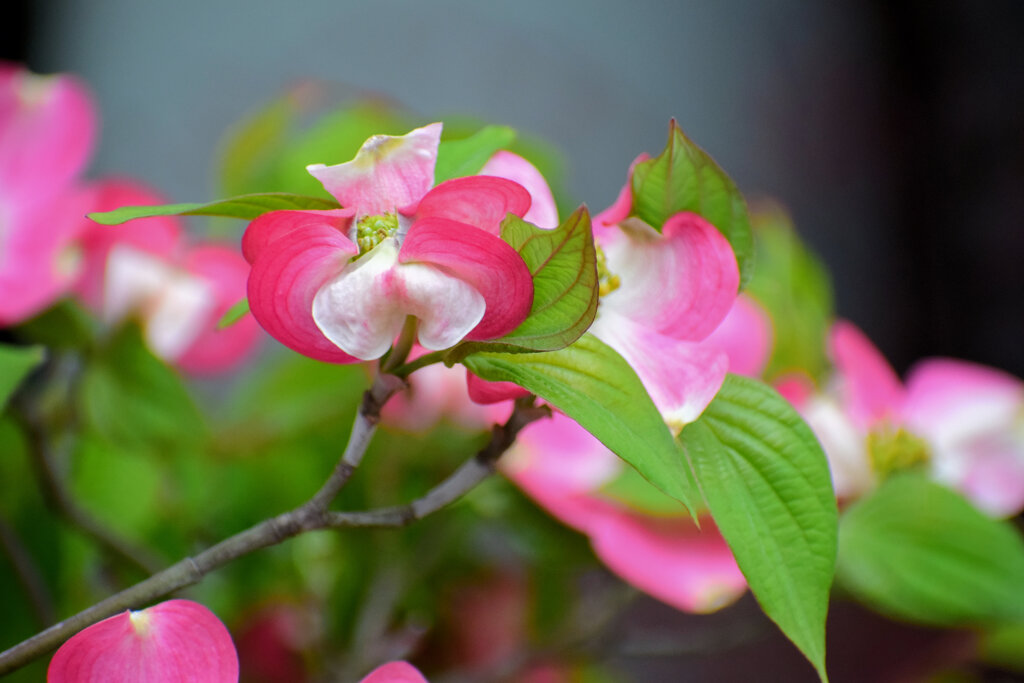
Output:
15 0 1024 377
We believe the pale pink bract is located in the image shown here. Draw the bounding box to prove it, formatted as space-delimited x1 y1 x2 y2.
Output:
800 320 1024 515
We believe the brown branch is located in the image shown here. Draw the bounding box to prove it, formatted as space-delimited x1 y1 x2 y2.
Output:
0 383 546 676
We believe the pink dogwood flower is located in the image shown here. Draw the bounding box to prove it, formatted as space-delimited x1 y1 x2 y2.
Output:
75 180 260 374
503 411 748 613
242 123 535 363
0 62 95 325
47 599 238 683
798 320 1024 515
584 159 740 429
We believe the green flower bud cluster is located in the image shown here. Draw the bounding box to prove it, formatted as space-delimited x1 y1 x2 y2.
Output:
355 213 399 255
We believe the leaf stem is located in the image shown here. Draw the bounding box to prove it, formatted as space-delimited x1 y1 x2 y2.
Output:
390 349 446 378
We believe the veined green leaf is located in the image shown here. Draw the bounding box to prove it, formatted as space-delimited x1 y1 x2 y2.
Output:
434 125 517 184
217 299 250 330
462 334 700 514
448 208 598 361
631 120 753 286
679 374 836 680
0 344 45 411
838 473 1024 626
87 192 340 225
598 463 695 517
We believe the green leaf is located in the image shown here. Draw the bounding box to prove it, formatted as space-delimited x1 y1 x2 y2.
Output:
746 204 834 380
434 125 517 184
87 192 340 225
462 334 700 514
631 119 753 287
217 298 250 330
678 374 836 680
78 323 205 451
0 344 45 411
837 473 1024 626
448 208 598 361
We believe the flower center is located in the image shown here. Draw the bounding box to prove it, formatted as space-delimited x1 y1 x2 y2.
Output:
867 426 931 480
596 244 621 297
355 212 399 256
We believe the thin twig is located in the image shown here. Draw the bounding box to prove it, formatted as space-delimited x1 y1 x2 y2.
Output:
17 406 164 576
0 387 547 676
0 516 56 628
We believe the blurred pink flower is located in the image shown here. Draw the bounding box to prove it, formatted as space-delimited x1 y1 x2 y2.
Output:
504 411 747 613
75 179 260 374
242 123 536 363
586 159 740 430
797 320 1024 515
0 62 95 324
47 599 238 683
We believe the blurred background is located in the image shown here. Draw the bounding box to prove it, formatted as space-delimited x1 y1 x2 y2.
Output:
4 1 1023 680
6 0 1022 379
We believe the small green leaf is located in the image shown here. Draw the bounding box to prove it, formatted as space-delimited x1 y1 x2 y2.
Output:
838 473 1024 626
217 298 250 330
746 204 834 380
87 192 340 225
434 125 517 184
0 344 45 411
448 208 598 361
631 120 753 286
462 334 700 514
78 323 205 451
679 374 836 680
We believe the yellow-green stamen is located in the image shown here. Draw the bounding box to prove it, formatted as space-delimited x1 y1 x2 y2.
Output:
596 244 621 297
867 426 931 480
355 213 399 256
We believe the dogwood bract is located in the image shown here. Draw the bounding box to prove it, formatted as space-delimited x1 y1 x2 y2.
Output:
798 320 1024 515
0 62 94 325
242 123 536 363
47 600 238 683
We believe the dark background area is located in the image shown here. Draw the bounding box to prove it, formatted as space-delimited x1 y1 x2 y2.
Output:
4 2 1024 681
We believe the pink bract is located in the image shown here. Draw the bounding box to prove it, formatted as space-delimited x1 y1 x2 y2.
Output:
587 163 740 429
816 320 1024 515
243 123 536 363
0 62 96 325
76 179 260 374
47 599 238 683
504 411 747 613
360 661 429 683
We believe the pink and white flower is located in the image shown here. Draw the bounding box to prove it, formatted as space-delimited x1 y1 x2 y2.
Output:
0 62 95 325
47 599 238 683
585 160 740 430
242 123 536 363
503 411 748 613
798 320 1024 515
75 180 260 374
361 661 429 683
